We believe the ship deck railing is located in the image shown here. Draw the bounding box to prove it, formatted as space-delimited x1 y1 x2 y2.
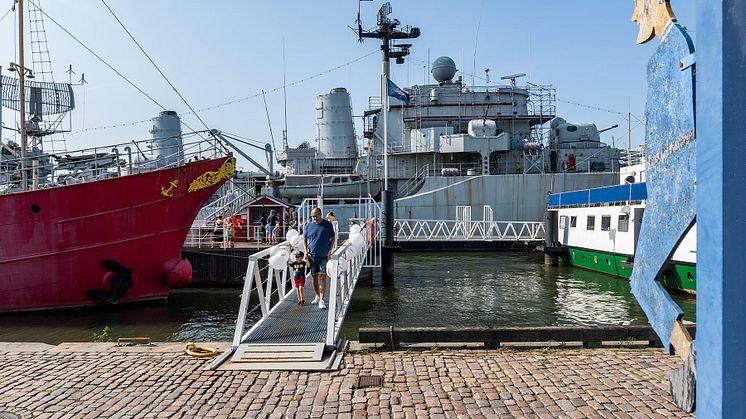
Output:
0 131 228 194
184 224 295 249
547 183 648 209
394 219 545 242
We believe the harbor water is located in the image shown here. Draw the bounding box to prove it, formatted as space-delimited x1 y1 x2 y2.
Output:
0 251 696 344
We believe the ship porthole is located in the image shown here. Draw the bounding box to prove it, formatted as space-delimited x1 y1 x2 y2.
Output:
571 252 575 259
593 256 598 264
606 259 611 265
31 204 41 214
687 272 694 281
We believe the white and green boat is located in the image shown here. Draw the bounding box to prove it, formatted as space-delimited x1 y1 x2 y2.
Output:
545 166 696 294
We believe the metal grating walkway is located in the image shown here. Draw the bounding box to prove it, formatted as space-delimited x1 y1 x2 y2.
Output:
243 279 329 344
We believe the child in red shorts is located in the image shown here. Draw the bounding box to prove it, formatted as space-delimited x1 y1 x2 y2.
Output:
288 251 307 305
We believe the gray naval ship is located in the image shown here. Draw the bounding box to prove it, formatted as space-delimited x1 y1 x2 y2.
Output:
276 56 621 222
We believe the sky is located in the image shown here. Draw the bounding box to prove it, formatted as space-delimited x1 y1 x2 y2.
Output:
0 0 696 172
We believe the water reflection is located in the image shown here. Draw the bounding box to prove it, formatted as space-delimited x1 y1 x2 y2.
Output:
0 252 695 344
340 251 696 339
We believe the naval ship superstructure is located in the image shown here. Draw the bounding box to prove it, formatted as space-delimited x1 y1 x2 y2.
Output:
364 56 622 221
277 87 380 202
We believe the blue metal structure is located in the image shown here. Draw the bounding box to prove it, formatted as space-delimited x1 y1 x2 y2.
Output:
697 0 746 415
547 183 647 208
629 19 696 354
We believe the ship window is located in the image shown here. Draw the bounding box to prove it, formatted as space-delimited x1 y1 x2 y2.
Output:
587 215 595 230
559 217 567 229
601 215 611 231
566 125 578 132
570 216 577 228
618 214 630 232
332 178 341 183
31 204 41 214
341 177 349 183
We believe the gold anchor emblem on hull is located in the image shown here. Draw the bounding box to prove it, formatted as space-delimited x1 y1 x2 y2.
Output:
161 179 179 197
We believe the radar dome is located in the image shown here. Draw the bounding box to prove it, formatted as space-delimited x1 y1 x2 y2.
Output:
431 56 457 83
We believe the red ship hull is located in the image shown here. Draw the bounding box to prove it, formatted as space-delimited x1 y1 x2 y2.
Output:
0 156 234 312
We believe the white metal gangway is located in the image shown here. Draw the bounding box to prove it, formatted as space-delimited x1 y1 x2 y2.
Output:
394 205 545 242
220 197 380 370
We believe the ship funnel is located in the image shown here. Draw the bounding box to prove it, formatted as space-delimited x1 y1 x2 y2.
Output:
148 111 183 168
316 88 357 160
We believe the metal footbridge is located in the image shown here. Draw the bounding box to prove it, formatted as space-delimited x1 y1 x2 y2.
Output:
214 200 543 370
395 205 545 243
217 198 380 371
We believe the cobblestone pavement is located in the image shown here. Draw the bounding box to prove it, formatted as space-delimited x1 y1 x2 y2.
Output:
0 343 694 418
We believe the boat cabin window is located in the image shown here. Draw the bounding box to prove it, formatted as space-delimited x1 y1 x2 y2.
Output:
341 177 349 183
618 214 630 232
567 125 578 132
586 215 595 230
332 178 341 183
601 215 611 231
559 216 566 229
570 216 577 228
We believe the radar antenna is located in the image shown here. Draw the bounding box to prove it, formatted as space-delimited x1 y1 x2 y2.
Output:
356 1 420 64
500 73 526 88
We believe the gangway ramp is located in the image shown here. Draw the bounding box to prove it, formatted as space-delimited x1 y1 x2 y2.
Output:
214 198 381 371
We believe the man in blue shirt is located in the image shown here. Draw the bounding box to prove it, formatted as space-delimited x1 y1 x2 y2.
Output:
303 207 336 309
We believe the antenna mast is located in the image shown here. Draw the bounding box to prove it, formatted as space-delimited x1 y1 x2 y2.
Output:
282 39 288 151
356 1 420 192
356 1 420 278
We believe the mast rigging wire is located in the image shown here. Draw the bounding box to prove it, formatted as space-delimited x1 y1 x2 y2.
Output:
0 5 13 24
26 0 167 112
100 0 212 135
72 50 379 133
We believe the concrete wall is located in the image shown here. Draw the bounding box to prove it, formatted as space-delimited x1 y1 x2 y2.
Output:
395 173 618 221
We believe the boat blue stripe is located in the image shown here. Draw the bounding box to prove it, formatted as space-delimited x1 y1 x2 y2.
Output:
547 183 647 207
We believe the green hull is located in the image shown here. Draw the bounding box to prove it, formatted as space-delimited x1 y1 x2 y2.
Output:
561 247 696 294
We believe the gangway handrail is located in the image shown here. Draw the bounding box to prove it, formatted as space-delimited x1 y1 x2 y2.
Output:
231 198 381 350
325 229 370 346
232 241 292 349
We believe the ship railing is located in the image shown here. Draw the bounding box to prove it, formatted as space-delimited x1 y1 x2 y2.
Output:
199 184 257 222
183 224 254 248
0 131 228 194
387 162 481 180
394 219 546 242
397 164 429 197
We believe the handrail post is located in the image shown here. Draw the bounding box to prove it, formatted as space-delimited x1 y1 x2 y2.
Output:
326 254 339 346
232 255 258 349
